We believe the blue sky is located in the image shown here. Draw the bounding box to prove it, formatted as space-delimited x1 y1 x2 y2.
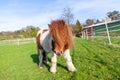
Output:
0 0 120 31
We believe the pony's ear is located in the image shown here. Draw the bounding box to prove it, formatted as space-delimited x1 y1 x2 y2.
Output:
48 24 51 27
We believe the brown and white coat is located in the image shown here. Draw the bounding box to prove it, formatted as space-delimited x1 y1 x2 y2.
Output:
36 20 76 74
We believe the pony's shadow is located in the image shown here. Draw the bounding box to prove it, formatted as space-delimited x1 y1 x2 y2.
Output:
30 54 68 71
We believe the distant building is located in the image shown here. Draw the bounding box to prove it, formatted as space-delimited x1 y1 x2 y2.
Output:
83 26 95 36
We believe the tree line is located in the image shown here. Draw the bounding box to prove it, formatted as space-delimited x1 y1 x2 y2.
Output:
0 26 40 40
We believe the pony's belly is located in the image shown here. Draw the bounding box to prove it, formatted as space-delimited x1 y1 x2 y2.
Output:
41 40 52 53
40 31 52 53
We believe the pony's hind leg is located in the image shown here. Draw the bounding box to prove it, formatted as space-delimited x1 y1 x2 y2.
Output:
38 49 44 68
43 51 49 64
63 49 76 72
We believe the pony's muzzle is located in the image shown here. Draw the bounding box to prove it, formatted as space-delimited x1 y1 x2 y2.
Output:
56 51 63 56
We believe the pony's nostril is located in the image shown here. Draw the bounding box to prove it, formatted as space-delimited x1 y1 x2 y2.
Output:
61 51 63 54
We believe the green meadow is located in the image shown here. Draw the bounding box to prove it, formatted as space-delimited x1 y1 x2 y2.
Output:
0 38 120 80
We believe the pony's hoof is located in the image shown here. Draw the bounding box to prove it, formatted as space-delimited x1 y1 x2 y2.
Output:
46 61 49 64
43 61 49 64
50 67 56 74
50 71 56 74
39 67 43 69
71 69 77 72
68 67 77 72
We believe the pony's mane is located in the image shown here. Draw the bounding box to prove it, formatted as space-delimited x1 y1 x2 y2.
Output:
49 20 74 50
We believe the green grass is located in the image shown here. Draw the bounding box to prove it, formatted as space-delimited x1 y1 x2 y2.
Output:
0 38 120 80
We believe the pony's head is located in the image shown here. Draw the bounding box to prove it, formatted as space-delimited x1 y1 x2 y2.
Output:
48 20 74 55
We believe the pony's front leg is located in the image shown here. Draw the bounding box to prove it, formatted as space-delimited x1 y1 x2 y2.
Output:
63 49 76 72
50 53 57 74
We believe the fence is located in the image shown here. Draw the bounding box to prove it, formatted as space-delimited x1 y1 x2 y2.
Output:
0 38 36 46
95 20 120 36
82 20 120 45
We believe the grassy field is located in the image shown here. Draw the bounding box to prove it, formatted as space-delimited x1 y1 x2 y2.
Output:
0 38 120 80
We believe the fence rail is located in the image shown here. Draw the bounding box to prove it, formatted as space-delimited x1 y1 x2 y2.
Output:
83 20 120 45
0 38 36 45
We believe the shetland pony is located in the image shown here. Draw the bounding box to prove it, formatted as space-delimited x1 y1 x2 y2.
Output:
36 20 76 74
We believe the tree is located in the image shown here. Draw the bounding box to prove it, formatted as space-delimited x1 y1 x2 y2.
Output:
95 19 101 24
16 26 40 38
92 19 101 24
25 26 40 37
61 7 74 25
76 20 83 33
86 19 94 26
107 11 120 20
